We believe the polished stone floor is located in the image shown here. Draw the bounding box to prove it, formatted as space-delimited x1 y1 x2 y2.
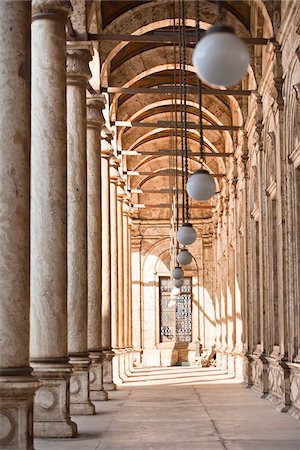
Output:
36 366 300 450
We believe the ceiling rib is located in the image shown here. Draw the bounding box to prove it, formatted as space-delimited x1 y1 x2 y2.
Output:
103 86 252 96
114 121 241 131
120 151 233 157
86 32 270 46
126 170 225 178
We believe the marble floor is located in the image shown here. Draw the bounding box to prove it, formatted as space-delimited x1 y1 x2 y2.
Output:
36 366 300 450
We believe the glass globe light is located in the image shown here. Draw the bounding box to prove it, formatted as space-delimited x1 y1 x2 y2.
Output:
172 266 184 280
187 169 216 201
174 278 184 288
177 248 193 266
171 287 181 297
192 24 249 87
177 222 197 246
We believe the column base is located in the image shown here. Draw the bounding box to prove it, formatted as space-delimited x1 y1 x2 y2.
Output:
31 361 77 438
112 349 123 385
69 356 95 416
90 389 108 401
103 350 117 391
0 371 38 450
89 352 108 401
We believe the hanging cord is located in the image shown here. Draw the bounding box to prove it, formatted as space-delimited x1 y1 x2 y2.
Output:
173 0 179 249
179 0 185 225
182 0 189 221
195 0 204 165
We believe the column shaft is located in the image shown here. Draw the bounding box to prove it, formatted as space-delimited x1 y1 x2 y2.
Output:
67 43 95 415
30 0 77 437
86 95 108 401
0 3 38 449
101 140 116 391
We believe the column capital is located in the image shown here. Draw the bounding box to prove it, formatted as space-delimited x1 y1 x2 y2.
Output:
117 180 126 199
101 135 114 159
67 42 93 85
32 0 72 20
110 156 120 182
86 94 106 130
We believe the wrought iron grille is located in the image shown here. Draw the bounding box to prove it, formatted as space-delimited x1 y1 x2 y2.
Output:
159 277 192 343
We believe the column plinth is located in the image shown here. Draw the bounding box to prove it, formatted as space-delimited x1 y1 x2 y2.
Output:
86 95 108 400
67 42 95 415
68 356 95 415
31 0 77 437
89 352 108 401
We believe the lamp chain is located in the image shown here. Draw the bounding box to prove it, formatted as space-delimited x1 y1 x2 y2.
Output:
195 0 205 165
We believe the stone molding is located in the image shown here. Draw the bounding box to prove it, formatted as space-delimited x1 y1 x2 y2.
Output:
86 94 106 129
66 43 93 84
32 0 72 20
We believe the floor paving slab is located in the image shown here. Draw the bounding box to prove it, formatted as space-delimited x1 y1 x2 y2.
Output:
35 367 300 450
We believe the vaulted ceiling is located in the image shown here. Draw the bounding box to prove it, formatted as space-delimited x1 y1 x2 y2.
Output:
89 0 274 220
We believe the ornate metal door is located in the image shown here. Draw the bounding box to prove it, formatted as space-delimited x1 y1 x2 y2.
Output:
159 277 192 343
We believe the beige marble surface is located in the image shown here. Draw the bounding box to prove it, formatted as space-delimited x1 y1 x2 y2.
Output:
117 184 125 349
67 46 91 355
101 148 112 351
110 177 119 350
86 95 105 352
0 2 31 369
30 0 72 360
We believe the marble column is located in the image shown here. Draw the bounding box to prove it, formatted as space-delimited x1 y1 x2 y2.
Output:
127 216 134 368
66 42 95 415
110 157 122 384
101 136 116 391
123 200 131 372
131 236 143 365
117 181 126 377
30 0 77 437
86 94 108 401
0 4 38 449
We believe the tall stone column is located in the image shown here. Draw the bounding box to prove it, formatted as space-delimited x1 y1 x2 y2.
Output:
117 181 126 377
123 200 131 372
86 94 108 401
66 42 95 415
127 216 134 368
101 136 116 391
131 235 143 365
0 4 38 449
30 0 77 437
110 157 122 383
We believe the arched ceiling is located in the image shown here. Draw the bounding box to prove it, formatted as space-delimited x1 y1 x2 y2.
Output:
94 0 273 221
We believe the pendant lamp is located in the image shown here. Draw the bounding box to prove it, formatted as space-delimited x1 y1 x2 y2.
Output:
187 169 216 201
192 24 249 87
172 266 184 280
174 278 184 288
177 222 197 246
177 247 193 266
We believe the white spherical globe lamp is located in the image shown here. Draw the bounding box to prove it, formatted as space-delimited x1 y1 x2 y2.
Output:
177 248 193 266
177 223 197 246
187 169 216 201
171 287 181 297
192 25 249 87
172 266 184 280
174 278 184 288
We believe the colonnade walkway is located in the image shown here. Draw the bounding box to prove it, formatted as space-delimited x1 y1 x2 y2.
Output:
36 366 300 450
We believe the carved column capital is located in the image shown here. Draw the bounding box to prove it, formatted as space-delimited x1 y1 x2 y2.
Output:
86 94 106 130
32 0 72 20
66 43 93 85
